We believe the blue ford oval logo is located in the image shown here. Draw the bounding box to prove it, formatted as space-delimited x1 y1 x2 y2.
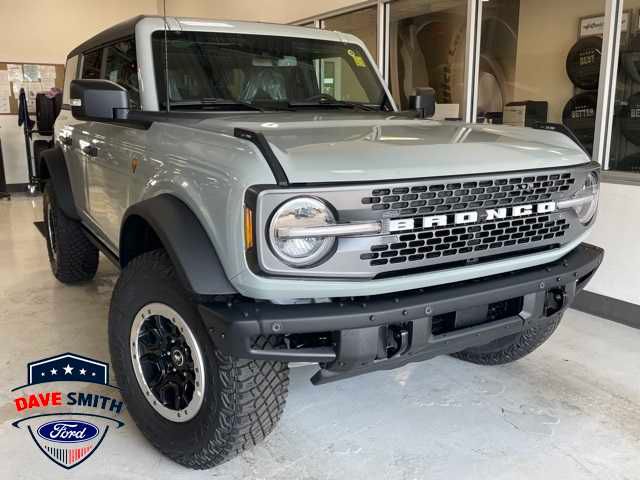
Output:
36 420 99 443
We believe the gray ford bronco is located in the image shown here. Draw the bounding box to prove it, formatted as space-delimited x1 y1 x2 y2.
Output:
40 15 604 469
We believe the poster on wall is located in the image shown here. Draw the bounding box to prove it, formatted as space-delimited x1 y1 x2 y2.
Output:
0 62 60 114
0 69 9 112
23 81 42 111
580 12 629 37
22 64 40 81
7 64 23 82
40 65 56 80
12 81 22 98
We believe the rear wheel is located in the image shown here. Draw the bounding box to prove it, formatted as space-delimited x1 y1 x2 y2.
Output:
33 140 51 184
109 249 289 469
43 183 98 283
452 314 563 365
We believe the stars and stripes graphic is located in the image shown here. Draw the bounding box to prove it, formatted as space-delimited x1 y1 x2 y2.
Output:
42 444 94 468
25 421 113 469
11 353 125 469
25 353 110 388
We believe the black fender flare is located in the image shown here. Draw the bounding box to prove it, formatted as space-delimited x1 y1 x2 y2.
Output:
40 146 80 220
120 194 237 296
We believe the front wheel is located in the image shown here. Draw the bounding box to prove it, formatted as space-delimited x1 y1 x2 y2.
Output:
451 314 563 365
109 249 289 469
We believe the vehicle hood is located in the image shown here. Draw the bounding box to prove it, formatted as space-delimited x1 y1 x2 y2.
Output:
193 112 590 184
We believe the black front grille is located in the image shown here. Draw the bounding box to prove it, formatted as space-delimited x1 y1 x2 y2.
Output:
361 173 576 216
361 213 570 267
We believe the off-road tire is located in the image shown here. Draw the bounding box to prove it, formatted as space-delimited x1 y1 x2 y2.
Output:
109 249 289 469
43 182 99 283
451 314 563 365
33 140 51 181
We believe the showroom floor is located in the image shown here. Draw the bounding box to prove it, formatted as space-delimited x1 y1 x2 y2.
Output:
1 195 639 480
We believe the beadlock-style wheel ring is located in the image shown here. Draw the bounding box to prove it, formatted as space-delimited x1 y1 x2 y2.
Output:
130 303 205 422
46 197 57 264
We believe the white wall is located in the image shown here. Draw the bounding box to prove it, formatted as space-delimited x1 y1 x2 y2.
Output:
0 117 32 184
584 182 640 305
0 0 158 65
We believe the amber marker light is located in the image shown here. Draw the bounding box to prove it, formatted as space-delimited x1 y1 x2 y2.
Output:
244 207 255 250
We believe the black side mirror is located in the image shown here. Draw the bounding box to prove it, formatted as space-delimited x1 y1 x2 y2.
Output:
70 79 128 121
409 87 436 119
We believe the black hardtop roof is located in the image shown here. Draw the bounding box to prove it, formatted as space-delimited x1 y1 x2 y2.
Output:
67 15 159 59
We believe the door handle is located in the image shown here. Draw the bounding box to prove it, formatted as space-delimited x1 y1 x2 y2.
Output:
82 145 99 157
58 135 72 146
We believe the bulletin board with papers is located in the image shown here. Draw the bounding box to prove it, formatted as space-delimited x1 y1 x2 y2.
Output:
0 62 64 115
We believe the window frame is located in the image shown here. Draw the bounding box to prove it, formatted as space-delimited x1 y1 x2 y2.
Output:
80 47 105 80
149 30 388 109
62 55 79 107
102 36 140 109
79 35 140 109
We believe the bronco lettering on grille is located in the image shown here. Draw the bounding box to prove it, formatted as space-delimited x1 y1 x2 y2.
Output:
388 201 557 233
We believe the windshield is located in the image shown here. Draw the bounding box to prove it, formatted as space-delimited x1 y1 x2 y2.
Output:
152 31 388 111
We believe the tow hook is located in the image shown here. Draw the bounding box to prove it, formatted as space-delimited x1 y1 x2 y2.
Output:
388 326 410 359
545 288 567 316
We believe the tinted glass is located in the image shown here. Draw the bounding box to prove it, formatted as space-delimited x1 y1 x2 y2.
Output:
388 0 469 117
104 38 139 109
81 49 103 79
477 0 606 157
610 0 640 172
151 31 386 109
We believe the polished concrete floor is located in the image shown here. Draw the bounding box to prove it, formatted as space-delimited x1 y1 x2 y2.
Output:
1 195 639 480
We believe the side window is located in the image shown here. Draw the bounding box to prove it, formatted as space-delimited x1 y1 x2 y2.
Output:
82 49 103 79
62 55 79 105
104 38 140 109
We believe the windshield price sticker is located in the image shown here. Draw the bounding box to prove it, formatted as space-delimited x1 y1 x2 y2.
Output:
347 49 367 68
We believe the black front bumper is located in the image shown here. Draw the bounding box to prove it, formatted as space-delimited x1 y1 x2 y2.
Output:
199 243 603 384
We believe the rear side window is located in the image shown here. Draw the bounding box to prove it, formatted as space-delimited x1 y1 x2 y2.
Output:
82 49 103 79
104 38 139 109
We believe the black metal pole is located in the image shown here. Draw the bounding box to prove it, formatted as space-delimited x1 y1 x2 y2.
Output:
18 88 37 193
0 137 10 200
21 91 35 183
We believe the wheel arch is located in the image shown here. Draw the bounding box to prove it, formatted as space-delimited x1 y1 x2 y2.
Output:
119 194 237 296
39 146 79 220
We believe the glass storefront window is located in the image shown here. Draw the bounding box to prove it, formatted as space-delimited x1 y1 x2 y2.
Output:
477 0 606 157
610 1 640 173
323 6 379 65
388 0 469 116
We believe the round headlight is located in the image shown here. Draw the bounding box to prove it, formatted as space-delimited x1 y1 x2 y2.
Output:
268 197 336 267
574 171 599 224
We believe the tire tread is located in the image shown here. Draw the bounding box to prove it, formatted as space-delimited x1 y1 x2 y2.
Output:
452 315 562 365
110 250 288 470
44 183 98 283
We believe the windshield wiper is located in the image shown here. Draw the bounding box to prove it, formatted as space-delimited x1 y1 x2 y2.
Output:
168 98 265 112
288 97 379 112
